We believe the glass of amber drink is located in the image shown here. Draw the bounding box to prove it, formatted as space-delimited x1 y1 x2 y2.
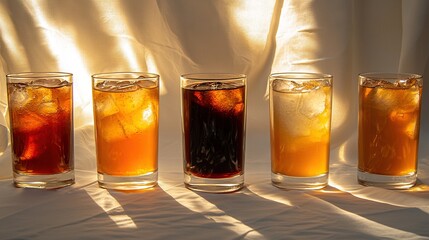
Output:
358 73 422 189
269 73 332 190
181 73 246 193
7 72 74 189
92 72 159 190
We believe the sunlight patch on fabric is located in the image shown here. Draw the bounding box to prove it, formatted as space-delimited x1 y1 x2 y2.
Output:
84 184 137 229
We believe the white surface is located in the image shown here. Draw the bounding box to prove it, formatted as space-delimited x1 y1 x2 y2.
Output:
0 127 429 239
0 0 429 239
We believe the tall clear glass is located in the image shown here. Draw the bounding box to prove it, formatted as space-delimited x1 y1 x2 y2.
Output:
358 73 422 189
181 73 247 193
92 72 159 190
7 72 74 189
269 72 332 190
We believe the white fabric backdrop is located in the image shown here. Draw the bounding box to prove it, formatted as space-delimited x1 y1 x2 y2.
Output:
0 0 428 239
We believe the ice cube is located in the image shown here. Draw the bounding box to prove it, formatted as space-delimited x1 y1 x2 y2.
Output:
281 114 312 137
190 82 243 114
96 81 116 91
125 103 156 132
208 82 222 90
273 92 311 137
116 81 139 92
402 90 420 110
9 85 30 107
299 87 327 118
100 81 153 115
273 86 331 138
99 103 157 142
99 114 127 142
361 79 390 88
272 91 300 113
113 89 146 114
31 85 54 104
272 80 301 92
371 88 396 109
14 112 47 132
366 78 421 109
208 88 243 114
94 93 120 119
38 102 59 114
31 78 67 88
300 81 321 92
371 87 420 112
10 82 57 114
192 82 222 90
52 85 72 111
394 78 418 88
137 80 157 89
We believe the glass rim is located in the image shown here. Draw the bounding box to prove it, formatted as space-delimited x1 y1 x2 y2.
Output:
92 72 159 81
181 73 246 81
269 72 332 81
358 72 422 81
6 72 73 79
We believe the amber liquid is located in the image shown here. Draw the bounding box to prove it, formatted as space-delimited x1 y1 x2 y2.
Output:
8 83 73 174
182 82 245 178
93 82 158 176
358 85 421 175
270 86 331 177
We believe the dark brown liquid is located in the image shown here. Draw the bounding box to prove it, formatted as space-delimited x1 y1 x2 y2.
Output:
182 82 245 178
9 83 73 174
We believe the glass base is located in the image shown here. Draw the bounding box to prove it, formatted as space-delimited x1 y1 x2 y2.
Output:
184 173 244 193
357 170 416 189
14 170 75 189
98 171 158 190
271 172 328 190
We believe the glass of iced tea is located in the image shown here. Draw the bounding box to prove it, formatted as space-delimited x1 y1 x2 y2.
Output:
92 72 159 190
181 73 246 193
269 73 332 190
7 72 74 189
358 73 422 189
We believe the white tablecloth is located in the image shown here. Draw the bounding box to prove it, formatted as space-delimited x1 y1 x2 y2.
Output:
0 126 428 240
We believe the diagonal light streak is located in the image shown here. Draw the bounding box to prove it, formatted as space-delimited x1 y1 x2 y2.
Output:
24 0 92 126
158 180 264 239
83 184 137 229
330 179 429 215
0 4 31 72
92 1 165 96
249 183 425 239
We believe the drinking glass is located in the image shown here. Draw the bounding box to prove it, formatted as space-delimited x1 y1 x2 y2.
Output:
358 72 422 189
181 73 246 193
269 72 332 190
92 72 159 190
7 72 74 189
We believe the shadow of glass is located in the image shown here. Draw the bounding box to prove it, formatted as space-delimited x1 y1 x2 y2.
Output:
308 185 429 238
